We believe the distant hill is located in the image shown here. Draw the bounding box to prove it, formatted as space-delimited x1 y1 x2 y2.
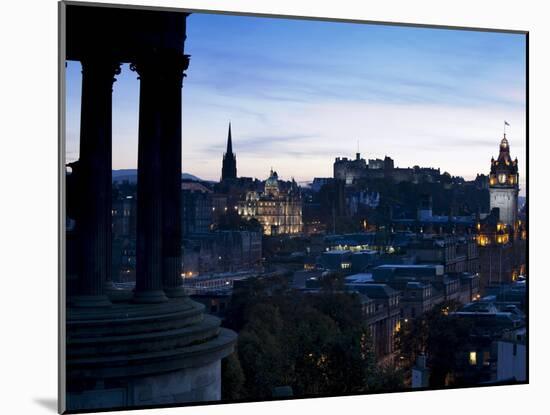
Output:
112 169 201 183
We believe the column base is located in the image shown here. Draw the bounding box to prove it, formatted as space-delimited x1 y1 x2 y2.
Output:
164 286 187 298
71 295 112 308
133 290 169 304
106 286 134 303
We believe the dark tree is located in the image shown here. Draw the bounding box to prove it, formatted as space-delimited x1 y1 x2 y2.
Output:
223 284 404 400
395 300 471 387
221 352 245 400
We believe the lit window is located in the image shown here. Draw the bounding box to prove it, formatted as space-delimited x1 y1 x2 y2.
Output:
469 351 477 365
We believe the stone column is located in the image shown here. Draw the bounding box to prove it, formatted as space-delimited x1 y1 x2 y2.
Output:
73 58 120 307
161 53 190 298
131 53 169 303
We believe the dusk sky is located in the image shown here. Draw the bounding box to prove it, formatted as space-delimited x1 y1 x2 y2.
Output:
65 12 526 193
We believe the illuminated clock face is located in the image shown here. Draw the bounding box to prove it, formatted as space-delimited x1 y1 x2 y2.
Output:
498 173 507 184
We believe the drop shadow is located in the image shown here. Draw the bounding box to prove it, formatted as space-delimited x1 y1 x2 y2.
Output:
34 398 57 413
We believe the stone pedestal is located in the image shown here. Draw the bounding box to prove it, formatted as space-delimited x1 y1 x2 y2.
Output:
66 297 236 411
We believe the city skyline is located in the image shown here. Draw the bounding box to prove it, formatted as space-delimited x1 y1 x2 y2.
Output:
62 6 528 410
65 12 526 193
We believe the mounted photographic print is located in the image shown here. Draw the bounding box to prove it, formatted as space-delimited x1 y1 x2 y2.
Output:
59 1 528 413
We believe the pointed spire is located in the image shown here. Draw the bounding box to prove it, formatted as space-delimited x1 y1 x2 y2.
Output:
226 122 233 155
221 122 237 180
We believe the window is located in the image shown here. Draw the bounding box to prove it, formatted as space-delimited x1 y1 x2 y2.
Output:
469 351 477 365
483 351 491 366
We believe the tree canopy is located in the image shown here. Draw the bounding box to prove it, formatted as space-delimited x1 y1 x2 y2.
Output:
222 279 404 400
395 300 473 387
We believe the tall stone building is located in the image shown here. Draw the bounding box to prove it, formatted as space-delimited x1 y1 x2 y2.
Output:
238 169 303 235
476 134 526 291
489 134 519 226
221 122 237 181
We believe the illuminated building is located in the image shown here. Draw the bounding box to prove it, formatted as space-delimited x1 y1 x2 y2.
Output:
489 134 519 226
476 132 527 291
238 169 303 235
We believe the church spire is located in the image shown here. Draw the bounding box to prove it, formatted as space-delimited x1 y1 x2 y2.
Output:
221 122 237 181
226 122 233 155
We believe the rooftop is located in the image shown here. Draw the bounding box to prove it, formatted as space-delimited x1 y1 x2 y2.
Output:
345 283 398 298
345 273 374 283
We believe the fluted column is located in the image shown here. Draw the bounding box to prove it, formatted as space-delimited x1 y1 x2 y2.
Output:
161 53 190 297
131 53 170 303
73 58 120 307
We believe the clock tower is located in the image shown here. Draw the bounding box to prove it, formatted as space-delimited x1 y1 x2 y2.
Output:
489 134 519 226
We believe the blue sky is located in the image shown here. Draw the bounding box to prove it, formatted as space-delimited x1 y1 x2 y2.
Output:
66 12 526 193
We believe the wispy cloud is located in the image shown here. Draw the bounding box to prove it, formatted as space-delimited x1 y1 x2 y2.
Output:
65 12 526 195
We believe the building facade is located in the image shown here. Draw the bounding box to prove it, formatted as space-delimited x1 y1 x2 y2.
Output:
238 169 303 235
182 181 213 236
182 230 262 276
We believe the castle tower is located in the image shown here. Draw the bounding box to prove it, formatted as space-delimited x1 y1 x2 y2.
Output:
221 122 237 180
489 134 519 226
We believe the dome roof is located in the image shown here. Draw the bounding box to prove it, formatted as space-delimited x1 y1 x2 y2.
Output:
265 169 279 186
264 169 279 194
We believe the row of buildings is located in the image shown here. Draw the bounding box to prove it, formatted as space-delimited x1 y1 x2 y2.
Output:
151 125 526 389
110 124 303 282
299 253 525 384
110 128 525 296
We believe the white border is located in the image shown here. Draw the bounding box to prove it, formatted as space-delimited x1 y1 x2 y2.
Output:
1 0 546 414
